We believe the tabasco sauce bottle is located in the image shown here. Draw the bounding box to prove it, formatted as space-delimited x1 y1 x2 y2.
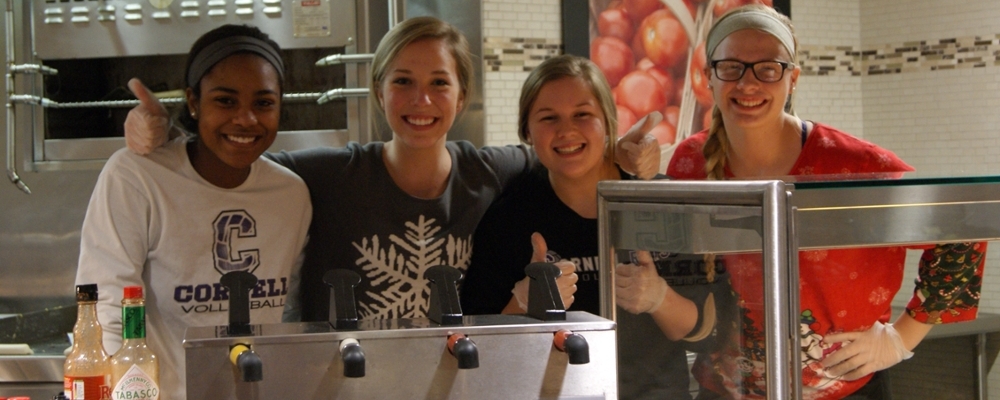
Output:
64 284 111 400
110 286 159 400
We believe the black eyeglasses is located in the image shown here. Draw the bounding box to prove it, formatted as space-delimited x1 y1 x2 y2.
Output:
710 60 793 83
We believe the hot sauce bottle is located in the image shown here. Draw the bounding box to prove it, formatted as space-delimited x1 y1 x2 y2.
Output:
64 284 111 400
110 286 159 400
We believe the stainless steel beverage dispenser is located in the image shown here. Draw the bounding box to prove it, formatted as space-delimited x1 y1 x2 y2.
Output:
184 267 619 399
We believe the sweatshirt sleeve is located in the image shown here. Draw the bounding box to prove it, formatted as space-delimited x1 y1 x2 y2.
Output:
75 155 153 354
905 242 987 324
476 144 535 192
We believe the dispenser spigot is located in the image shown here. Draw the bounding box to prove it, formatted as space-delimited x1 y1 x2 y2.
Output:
220 271 259 336
554 330 590 365
339 338 365 378
447 333 479 369
229 343 263 382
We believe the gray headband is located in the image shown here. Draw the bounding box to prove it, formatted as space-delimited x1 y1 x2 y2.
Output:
186 35 285 88
706 10 795 61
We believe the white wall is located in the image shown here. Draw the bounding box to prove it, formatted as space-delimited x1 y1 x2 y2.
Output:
859 0 1000 45
482 0 561 146
790 0 864 137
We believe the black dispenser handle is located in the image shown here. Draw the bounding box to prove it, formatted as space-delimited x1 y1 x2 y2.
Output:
220 271 258 336
424 265 464 326
323 269 361 330
525 262 566 321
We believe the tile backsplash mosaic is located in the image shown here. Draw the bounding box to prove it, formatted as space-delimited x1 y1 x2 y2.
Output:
483 37 563 73
799 35 1000 76
482 36 1000 77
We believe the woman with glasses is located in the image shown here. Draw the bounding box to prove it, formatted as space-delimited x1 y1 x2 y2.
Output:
667 5 986 400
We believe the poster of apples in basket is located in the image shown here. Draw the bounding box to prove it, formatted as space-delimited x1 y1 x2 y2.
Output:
588 0 782 169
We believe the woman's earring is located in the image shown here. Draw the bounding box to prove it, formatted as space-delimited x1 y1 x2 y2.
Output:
191 111 197 119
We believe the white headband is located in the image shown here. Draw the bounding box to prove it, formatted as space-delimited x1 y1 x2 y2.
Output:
706 10 795 60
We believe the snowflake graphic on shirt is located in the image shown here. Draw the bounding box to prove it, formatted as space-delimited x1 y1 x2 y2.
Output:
876 152 893 167
351 215 472 319
869 286 892 305
675 156 695 175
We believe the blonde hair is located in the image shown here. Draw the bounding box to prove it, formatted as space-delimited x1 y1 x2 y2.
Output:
369 16 474 124
702 5 798 281
517 55 617 161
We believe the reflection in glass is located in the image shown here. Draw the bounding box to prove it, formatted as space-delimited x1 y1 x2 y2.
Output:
609 206 762 398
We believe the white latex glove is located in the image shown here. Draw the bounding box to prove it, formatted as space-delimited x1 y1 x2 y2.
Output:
511 233 578 311
124 78 173 155
615 111 662 180
615 250 668 314
820 321 914 381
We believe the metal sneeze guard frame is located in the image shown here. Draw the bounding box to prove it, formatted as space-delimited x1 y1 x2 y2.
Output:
597 180 797 400
598 175 1000 399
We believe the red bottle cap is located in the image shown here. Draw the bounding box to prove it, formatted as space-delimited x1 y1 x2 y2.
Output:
123 286 143 299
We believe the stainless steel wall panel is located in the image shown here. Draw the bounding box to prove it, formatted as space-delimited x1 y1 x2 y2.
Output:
31 0 356 60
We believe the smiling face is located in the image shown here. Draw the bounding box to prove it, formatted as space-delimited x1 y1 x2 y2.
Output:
526 76 609 183
376 38 465 150
186 53 280 183
708 29 799 131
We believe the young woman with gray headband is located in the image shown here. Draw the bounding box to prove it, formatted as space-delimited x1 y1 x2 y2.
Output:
75 25 312 400
666 5 986 400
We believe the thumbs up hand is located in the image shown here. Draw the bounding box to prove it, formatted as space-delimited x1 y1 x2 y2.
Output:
124 78 174 155
616 111 663 180
511 233 578 311
615 250 668 314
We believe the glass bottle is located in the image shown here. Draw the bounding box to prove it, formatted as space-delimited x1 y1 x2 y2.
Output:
110 286 159 400
64 283 111 400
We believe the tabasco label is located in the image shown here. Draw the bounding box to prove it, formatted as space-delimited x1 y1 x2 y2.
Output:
64 375 111 400
111 364 159 400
